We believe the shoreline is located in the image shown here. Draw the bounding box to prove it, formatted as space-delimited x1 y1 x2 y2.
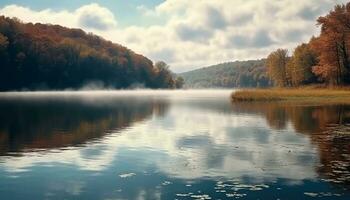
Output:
231 88 350 103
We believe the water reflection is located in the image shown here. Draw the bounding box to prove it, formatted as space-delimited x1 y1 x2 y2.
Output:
232 102 350 187
0 93 169 154
0 90 349 199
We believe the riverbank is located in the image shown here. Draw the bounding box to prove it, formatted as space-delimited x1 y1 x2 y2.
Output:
231 88 350 103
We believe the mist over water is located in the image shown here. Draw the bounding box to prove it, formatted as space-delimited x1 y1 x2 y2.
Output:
0 90 349 199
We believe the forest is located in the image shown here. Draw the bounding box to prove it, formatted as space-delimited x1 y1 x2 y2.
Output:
180 60 270 88
0 16 182 91
266 3 350 87
185 3 350 89
2 2 347 91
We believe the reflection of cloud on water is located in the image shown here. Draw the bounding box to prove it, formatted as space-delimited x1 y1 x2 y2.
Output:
1 142 117 172
46 180 85 196
0 95 319 184
147 104 318 181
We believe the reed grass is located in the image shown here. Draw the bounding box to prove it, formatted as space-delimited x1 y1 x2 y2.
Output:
231 87 350 103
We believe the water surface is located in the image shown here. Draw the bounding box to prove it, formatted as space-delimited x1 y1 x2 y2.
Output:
0 90 349 199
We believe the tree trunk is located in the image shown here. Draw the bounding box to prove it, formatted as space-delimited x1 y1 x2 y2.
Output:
335 42 341 85
340 39 350 83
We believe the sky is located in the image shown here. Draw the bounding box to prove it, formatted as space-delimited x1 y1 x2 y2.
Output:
0 0 347 72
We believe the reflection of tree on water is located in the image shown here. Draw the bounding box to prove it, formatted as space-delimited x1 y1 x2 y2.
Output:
231 102 350 187
0 96 169 155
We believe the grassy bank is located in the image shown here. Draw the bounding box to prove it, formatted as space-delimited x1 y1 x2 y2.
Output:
231 88 350 103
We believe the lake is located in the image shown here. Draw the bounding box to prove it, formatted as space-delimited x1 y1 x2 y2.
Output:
0 90 349 199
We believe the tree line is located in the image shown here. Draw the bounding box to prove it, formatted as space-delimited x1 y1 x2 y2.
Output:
0 16 183 91
180 60 270 88
267 3 350 87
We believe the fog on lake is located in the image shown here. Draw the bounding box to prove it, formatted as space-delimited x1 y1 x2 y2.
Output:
0 90 349 199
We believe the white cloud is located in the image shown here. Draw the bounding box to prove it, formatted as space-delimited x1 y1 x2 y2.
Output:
0 0 348 72
0 3 117 30
76 3 117 30
0 5 77 27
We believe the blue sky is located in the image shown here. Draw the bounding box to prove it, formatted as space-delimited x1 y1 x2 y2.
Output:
0 0 347 72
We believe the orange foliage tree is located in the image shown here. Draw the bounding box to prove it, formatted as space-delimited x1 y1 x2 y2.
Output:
310 3 350 85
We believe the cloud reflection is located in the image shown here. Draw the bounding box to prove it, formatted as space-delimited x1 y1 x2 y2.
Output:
0 90 320 185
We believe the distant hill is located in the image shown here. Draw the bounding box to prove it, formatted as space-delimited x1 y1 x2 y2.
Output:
0 16 176 91
179 59 271 88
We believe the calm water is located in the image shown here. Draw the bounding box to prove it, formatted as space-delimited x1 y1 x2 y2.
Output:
0 90 350 200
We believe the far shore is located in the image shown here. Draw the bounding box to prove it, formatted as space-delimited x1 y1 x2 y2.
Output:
231 87 350 103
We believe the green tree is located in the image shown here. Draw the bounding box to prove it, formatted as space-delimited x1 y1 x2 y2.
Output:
175 76 184 88
154 61 175 88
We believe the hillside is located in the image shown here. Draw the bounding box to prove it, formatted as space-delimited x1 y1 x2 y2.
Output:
180 59 270 88
0 16 176 91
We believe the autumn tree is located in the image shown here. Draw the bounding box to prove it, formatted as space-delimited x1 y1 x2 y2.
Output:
266 49 289 87
0 33 8 63
0 33 8 50
0 16 177 91
287 43 317 86
310 3 350 85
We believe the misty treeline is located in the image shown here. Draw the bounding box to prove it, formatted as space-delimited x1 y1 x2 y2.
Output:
0 16 183 91
180 60 270 88
267 3 350 87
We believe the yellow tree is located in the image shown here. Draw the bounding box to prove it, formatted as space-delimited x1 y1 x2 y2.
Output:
266 49 289 87
288 43 317 86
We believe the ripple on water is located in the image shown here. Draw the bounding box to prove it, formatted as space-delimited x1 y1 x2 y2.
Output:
304 192 342 198
161 181 172 186
118 173 136 178
190 194 212 199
